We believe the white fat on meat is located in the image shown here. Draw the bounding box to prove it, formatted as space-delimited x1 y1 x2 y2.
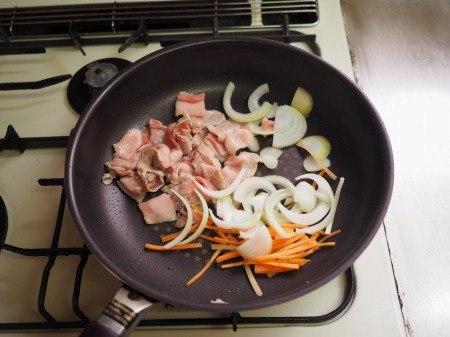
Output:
113 128 143 160
190 110 226 134
147 119 167 146
138 193 177 224
223 128 255 156
117 175 147 203
175 92 207 118
221 152 262 187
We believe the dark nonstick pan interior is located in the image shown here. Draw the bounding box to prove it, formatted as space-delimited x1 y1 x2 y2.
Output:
65 37 393 312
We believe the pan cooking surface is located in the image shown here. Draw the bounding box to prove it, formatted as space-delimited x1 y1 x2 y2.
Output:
65 37 393 312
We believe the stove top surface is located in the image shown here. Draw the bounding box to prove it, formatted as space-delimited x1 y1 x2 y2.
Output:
0 1 405 336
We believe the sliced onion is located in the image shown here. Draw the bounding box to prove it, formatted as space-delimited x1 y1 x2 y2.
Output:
264 175 299 202
163 189 193 249
297 135 331 161
291 86 313 117
303 155 331 172
324 177 345 234
263 188 292 238
223 82 272 122
293 174 340 234
248 83 269 112
179 189 209 244
193 167 246 199
233 177 277 204
209 207 262 230
272 105 307 149
278 199 330 225
296 181 318 213
260 147 283 169
237 223 272 259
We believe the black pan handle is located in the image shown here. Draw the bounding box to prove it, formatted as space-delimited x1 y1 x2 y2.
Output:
79 286 154 337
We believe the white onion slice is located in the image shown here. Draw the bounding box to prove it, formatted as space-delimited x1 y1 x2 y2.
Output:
272 105 307 149
303 155 331 172
293 174 341 234
297 135 331 162
179 189 209 244
248 83 269 112
260 147 283 170
163 189 194 249
324 177 345 234
237 223 272 259
263 188 292 238
233 177 276 204
193 167 246 199
223 82 272 123
291 86 314 117
209 208 262 230
278 199 330 225
296 181 318 213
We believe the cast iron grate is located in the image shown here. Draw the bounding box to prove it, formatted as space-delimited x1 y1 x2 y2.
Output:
0 134 355 332
0 1 319 55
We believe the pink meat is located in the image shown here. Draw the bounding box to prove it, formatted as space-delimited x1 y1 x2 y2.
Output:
190 110 226 134
196 163 226 190
175 92 207 118
148 119 167 146
117 175 147 203
105 155 140 177
113 129 143 160
261 118 275 131
138 193 177 224
173 117 193 154
223 128 255 155
202 133 228 162
208 119 242 142
221 152 262 187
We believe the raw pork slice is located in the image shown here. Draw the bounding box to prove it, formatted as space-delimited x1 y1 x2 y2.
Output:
138 193 177 224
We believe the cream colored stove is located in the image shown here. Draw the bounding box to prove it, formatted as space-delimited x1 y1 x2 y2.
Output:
0 1 406 336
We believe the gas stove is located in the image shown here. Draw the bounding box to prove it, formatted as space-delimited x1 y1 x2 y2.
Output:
0 1 406 336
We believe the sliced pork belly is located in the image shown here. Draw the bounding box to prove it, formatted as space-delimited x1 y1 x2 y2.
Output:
261 118 275 131
175 92 207 118
224 128 255 155
196 163 226 190
117 175 147 203
113 128 143 160
173 117 193 154
221 151 262 187
202 133 228 162
105 154 140 177
138 193 177 225
147 119 167 146
190 110 226 134
208 119 242 142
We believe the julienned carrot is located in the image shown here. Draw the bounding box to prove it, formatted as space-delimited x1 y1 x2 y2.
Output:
186 249 222 286
144 204 340 288
144 242 202 250
160 223 201 243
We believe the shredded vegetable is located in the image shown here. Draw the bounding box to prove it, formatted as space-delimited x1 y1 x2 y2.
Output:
141 81 345 297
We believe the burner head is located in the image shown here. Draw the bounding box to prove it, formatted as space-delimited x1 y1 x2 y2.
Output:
67 58 132 114
0 196 7 249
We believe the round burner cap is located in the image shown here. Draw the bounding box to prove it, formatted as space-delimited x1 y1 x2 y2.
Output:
67 58 132 114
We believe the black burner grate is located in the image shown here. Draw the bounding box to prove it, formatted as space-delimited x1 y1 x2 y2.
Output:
0 1 319 55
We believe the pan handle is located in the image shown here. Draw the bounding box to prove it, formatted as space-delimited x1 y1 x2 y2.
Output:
79 285 154 337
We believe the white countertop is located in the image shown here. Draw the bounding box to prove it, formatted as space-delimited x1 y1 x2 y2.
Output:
342 1 450 336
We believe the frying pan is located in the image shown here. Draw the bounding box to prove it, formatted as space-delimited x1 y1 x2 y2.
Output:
65 37 393 337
